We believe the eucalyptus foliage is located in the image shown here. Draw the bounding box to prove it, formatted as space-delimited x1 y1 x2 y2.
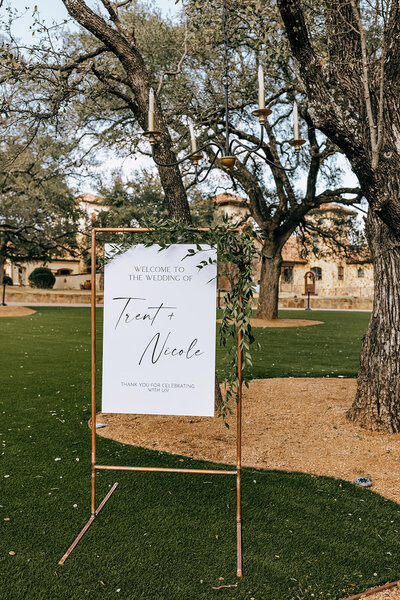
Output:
101 219 259 423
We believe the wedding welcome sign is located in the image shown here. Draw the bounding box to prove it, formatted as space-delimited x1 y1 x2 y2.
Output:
102 244 217 416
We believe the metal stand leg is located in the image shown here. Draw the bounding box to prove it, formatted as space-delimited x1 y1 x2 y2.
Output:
58 482 119 565
236 470 242 577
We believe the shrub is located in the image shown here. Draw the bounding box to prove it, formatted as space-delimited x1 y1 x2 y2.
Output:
2 275 13 285
28 267 56 289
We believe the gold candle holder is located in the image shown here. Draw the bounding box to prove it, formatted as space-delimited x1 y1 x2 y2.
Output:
289 138 306 153
144 131 160 145
252 107 272 125
220 156 236 170
189 154 202 167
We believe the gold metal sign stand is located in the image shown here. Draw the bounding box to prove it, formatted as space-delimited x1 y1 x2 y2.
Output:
59 227 243 578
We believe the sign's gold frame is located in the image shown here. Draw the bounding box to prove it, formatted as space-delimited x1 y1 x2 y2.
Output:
59 228 243 578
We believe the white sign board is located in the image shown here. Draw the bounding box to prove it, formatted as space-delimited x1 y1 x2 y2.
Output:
102 244 217 416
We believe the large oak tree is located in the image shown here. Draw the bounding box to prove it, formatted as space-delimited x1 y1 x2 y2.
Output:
277 0 400 431
9 0 362 319
173 0 363 318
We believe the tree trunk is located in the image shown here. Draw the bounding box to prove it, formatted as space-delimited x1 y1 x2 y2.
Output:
255 246 282 320
347 210 400 432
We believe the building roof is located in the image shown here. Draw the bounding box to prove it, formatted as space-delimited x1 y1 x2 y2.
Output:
75 193 104 206
310 202 356 216
214 193 249 208
346 246 372 264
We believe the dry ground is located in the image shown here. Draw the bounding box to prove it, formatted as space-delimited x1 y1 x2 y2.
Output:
357 586 400 600
218 317 324 327
96 377 400 505
0 306 36 317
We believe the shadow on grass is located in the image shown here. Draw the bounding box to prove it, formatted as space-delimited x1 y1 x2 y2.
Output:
1 307 395 600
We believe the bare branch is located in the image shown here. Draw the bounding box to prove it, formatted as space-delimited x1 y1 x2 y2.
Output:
157 14 188 95
349 0 378 168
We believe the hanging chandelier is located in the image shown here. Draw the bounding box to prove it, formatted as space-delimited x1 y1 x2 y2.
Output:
144 0 305 182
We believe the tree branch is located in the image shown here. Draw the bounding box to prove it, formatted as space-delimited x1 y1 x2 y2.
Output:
349 0 378 168
157 14 188 95
276 0 364 160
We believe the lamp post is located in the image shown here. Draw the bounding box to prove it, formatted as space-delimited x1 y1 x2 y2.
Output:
1 280 6 306
144 0 305 181
306 290 311 311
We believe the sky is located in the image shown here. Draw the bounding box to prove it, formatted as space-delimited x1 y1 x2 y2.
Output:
9 1 181 44
6 0 185 192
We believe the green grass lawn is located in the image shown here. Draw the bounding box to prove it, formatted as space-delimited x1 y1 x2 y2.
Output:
2 306 399 600
217 309 371 379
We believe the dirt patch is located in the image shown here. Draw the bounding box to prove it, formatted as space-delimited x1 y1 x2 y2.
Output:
95 377 400 504
217 317 324 327
0 306 36 317
356 586 400 600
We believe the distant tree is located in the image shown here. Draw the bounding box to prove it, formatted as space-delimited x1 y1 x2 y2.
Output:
189 191 216 228
0 136 82 285
298 203 368 261
94 171 168 227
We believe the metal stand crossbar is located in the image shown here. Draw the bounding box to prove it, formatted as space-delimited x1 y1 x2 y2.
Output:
58 228 243 578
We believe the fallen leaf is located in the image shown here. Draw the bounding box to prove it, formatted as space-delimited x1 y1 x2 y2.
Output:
9 551 15 556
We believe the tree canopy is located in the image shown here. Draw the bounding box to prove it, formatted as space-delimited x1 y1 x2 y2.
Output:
0 133 82 284
0 0 365 317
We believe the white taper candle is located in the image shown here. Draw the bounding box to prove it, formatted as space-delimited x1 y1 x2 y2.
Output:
188 119 197 152
293 101 299 140
258 65 265 109
148 88 155 131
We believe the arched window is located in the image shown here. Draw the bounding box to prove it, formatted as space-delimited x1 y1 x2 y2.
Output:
282 266 293 283
358 267 364 278
311 266 322 280
338 266 344 280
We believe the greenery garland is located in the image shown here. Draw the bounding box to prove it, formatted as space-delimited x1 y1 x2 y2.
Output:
100 219 259 424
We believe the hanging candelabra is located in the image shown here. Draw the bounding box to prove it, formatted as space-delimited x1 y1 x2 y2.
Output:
144 0 305 182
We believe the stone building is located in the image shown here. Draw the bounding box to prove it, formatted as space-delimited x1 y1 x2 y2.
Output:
214 193 373 298
279 233 373 298
5 190 372 298
5 193 106 289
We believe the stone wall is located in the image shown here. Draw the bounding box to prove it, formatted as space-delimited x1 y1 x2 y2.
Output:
3 286 103 305
279 259 374 297
278 296 372 310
